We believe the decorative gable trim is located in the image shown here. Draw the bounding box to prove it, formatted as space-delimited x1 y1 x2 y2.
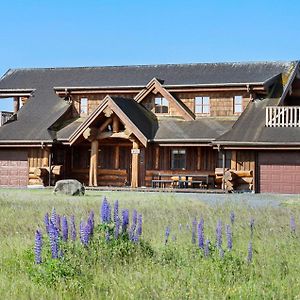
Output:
134 78 194 120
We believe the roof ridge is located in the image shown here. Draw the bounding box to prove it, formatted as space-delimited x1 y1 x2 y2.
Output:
9 60 298 71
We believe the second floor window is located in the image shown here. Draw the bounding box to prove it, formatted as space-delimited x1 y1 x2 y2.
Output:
234 96 243 113
195 96 210 114
155 97 169 113
80 98 88 115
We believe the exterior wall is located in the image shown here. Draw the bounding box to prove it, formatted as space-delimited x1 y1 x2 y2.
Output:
174 91 251 117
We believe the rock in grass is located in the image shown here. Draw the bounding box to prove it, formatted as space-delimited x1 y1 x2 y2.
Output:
53 179 85 196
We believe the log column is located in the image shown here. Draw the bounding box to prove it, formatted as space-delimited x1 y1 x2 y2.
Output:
89 139 99 186
131 140 140 188
13 97 20 113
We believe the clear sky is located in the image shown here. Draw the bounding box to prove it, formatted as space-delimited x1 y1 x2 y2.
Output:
0 0 299 110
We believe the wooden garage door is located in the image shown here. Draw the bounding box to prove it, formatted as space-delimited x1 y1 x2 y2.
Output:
0 150 28 187
259 152 300 194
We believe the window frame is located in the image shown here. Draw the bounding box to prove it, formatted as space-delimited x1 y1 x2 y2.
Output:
80 97 88 115
171 148 186 170
195 96 210 114
233 95 243 114
154 97 169 114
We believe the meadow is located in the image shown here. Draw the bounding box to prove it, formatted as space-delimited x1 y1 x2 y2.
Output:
1 189 300 299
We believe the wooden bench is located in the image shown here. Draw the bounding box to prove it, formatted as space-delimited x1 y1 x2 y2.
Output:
152 179 173 188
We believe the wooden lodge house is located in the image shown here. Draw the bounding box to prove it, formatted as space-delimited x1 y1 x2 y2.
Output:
0 61 299 193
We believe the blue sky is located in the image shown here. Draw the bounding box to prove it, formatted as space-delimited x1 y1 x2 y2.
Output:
0 0 299 110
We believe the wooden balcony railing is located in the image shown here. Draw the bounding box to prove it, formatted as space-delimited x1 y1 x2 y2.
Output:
0 111 14 126
266 106 300 127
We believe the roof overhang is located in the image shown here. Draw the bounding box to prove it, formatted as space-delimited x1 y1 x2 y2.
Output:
0 88 35 98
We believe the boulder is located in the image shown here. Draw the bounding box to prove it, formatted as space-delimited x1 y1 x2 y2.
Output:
53 179 85 196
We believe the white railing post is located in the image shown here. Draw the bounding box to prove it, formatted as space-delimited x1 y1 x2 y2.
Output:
266 106 300 127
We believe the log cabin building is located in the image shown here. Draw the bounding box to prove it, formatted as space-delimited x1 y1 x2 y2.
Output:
0 61 299 193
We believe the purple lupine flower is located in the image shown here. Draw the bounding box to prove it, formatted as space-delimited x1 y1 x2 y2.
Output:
250 218 255 238
34 230 42 264
115 217 120 239
70 215 76 241
192 218 197 244
198 217 204 249
80 221 87 246
105 229 110 242
87 210 94 236
49 221 59 258
84 222 91 245
230 211 235 225
51 208 57 228
216 219 222 248
137 214 142 237
219 247 224 259
131 209 137 232
226 224 232 251
204 239 210 257
56 214 61 232
290 216 296 234
114 200 119 223
247 241 253 263
122 209 129 233
101 197 111 223
165 226 170 245
62 216 68 242
44 213 49 234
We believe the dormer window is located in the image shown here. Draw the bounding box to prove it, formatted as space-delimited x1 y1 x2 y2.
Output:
80 98 88 115
195 96 210 114
155 97 169 113
234 96 243 113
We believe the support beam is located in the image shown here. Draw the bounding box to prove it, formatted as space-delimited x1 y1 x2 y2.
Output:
115 146 120 169
155 147 159 170
131 140 140 188
89 139 99 186
42 148 50 167
112 115 120 133
13 97 19 113
222 151 226 191
197 147 201 170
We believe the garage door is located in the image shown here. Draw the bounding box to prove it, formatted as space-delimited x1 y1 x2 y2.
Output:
0 150 28 187
259 152 300 194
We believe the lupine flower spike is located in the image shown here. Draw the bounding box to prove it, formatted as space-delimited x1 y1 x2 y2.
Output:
51 208 57 228
290 215 296 234
226 224 232 251
247 241 253 263
101 197 111 223
165 226 170 245
34 230 43 264
62 216 68 242
49 221 59 258
122 209 129 233
198 218 204 250
137 214 142 237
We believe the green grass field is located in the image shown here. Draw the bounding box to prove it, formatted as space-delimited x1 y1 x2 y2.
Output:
1 189 300 299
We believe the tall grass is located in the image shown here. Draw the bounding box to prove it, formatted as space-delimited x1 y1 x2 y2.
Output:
1 189 300 299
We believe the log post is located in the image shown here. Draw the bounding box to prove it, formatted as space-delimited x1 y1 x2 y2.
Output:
13 97 20 113
42 148 50 167
115 145 120 169
131 140 140 188
221 151 226 190
155 147 159 170
112 115 119 133
89 139 99 186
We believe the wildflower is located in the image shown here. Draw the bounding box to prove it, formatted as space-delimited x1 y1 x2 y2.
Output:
84 222 91 245
250 218 254 238
226 224 232 251
131 209 137 232
230 211 235 225
216 219 222 248
105 229 110 242
44 213 49 234
290 215 296 234
198 217 204 249
137 214 142 237
101 197 111 223
34 230 42 264
62 216 68 242
113 200 119 224
165 226 170 245
204 239 210 257
122 209 129 233
80 221 88 246
247 241 253 263
51 208 57 228
49 221 59 258
70 215 76 241
192 218 197 244
87 210 94 236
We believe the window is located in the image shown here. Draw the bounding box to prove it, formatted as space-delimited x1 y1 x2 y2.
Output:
234 96 243 113
155 97 169 113
80 98 88 114
195 96 210 114
171 149 186 170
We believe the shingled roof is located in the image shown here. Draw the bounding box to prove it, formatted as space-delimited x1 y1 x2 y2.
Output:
0 61 296 143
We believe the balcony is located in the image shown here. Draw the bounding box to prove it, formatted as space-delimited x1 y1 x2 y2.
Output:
266 106 300 127
0 111 14 126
